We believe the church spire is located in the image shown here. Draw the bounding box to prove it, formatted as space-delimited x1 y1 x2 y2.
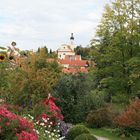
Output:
70 33 74 40
70 33 74 45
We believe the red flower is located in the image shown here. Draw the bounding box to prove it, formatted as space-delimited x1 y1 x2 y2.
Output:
16 131 38 140
6 122 10 127
44 96 64 120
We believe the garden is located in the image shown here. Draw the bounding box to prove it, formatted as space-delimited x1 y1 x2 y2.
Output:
0 0 140 139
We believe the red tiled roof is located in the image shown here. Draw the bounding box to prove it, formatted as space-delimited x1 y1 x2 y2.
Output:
59 60 89 67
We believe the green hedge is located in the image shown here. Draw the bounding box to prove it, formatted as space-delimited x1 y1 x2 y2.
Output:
74 133 97 140
66 125 90 140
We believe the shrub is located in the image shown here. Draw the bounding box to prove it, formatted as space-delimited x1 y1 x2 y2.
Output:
86 107 116 128
75 90 105 123
114 99 140 132
59 121 73 137
0 105 38 140
112 94 130 104
74 133 97 140
66 125 90 140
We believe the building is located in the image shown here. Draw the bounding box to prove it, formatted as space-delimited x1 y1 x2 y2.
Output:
57 33 89 74
57 33 75 60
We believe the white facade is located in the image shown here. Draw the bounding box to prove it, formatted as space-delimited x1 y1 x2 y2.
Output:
57 44 75 60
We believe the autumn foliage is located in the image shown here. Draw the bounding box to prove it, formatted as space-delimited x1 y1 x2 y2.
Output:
114 99 140 131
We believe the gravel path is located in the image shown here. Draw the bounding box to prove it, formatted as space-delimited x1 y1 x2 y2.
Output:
94 135 109 140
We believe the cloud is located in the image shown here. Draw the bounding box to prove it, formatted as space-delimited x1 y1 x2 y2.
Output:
0 0 111 50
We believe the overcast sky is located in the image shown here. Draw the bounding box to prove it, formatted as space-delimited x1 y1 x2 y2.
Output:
0 0 111 51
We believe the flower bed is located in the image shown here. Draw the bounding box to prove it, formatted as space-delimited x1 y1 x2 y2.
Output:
0 105 38 140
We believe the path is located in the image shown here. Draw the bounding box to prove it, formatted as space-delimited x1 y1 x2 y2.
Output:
94 135 109 140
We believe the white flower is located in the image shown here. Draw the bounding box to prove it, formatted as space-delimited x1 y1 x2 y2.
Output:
48 125 51 128
44 120 48 123
59 136 65 140
36 130 39 135
27 114 34 120
50 122 53 125
45 130 49 133
40 123 45 126
51 132 54 136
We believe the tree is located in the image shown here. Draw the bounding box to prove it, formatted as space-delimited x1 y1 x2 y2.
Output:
53 74 93 123
0 51 62 110
75 45 91 60
90 0 140 102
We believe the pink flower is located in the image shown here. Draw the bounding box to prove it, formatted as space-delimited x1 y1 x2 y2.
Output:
6 122 10 127
16 131 38 140
18 117 34 131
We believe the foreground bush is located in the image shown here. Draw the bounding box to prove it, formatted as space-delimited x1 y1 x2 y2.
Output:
0 105 38 140
74 133 97 140
86 107 116 128
66 125 90 140
114 99 140 132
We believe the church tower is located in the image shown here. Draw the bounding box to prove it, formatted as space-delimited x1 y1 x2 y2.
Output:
70 33 75 51
70 33 74 45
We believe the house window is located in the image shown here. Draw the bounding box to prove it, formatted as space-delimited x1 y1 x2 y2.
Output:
69 56 75 60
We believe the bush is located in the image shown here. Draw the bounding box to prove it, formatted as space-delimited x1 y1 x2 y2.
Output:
74 133 97 140
66 125 90 140
75 90 105 123
0 104 38 140
86 107 116 128
114 99 140 132
54 74 93 123
112 94 130 104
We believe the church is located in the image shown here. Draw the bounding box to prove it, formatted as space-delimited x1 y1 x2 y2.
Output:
57 33 89 74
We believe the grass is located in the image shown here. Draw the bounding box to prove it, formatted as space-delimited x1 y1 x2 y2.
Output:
89 128 140 140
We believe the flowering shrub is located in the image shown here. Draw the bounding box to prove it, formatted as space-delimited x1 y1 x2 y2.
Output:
0 95 64 140
25 95 65 140
27 114 64 140
0 105 38 140
16 131 38 140
114 99 140 132
32 96 64 128
59 121 73 137
43 96 64 121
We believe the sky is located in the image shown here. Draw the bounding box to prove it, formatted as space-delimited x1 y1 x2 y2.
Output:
0 0 111 51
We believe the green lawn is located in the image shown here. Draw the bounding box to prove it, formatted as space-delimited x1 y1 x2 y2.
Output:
90 128 140 140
